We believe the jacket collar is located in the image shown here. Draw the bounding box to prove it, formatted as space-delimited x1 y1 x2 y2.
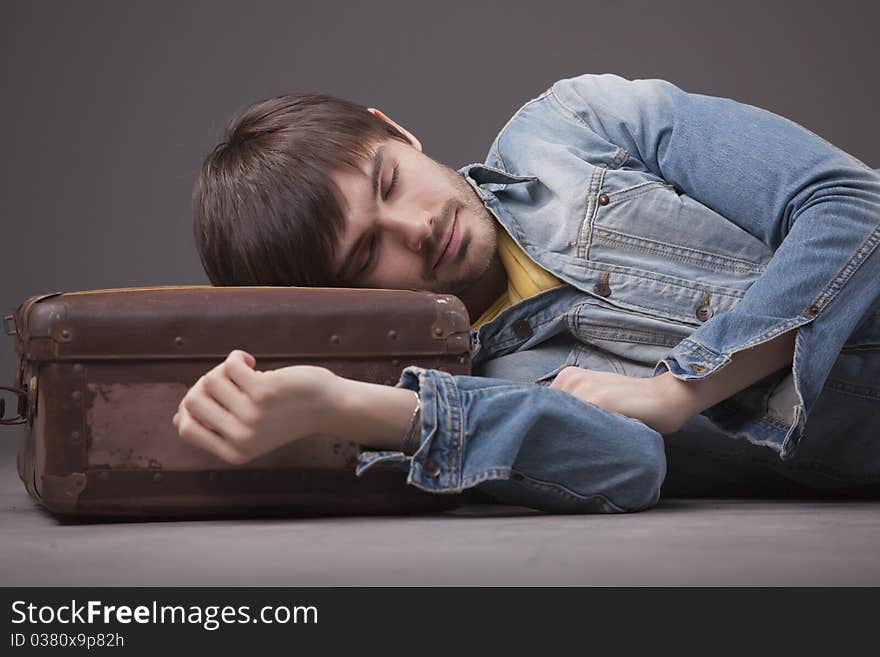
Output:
456 163 539 202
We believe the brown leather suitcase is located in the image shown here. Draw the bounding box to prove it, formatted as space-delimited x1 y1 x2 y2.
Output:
2 286 471 519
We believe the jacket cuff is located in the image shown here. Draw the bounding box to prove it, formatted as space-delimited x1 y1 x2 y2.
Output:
652 336 732 379
354 366 465 493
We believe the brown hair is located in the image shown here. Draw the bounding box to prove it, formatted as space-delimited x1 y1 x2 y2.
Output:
192 93 410 286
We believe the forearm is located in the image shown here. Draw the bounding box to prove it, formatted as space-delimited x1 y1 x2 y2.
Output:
660 328 797 418
328 376 418 450
351 367 666 512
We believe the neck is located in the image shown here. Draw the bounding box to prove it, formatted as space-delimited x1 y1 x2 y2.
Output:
456 249 507 321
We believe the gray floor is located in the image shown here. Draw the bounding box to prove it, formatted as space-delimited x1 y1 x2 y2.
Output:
3 439 880 587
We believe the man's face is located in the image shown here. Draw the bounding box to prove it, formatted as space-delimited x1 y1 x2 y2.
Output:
328 136 500 297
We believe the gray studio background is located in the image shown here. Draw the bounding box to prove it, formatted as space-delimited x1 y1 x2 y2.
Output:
2 0 878 448
3 0 880 587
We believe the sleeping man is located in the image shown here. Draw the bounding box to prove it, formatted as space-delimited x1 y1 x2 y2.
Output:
174 73 880 512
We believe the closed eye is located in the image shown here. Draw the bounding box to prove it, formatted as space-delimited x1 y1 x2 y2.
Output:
385 166 399 199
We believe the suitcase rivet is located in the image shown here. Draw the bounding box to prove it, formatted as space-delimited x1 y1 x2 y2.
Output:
71 390 82 401
330 334 340 344
73 364 83 373
152 472 163 482
433 327 443 336
387 330 398 341
391 359 400 367
70 431 80 442
174 336 184 347
459 355 467 364
99 471 110 481
60 329 71 340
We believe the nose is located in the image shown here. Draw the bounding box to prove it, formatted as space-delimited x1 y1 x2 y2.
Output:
381 210 434 253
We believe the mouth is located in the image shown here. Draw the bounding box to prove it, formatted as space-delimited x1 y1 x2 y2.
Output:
432 207 459 271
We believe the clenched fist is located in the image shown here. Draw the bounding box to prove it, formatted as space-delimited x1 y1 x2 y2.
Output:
172 349 339 464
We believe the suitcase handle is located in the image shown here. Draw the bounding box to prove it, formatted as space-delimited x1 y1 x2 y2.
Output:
0 385 27 425
3 314 16 336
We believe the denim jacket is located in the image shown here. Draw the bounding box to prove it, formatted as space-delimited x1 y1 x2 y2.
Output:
355 73 880 513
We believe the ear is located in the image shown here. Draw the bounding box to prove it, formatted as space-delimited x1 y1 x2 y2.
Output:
367 107 423 152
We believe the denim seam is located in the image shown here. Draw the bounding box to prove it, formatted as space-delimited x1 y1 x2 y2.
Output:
579 166 604 259
546 94 600 137
601 183 671 206
824 377 880 400
567 260 748 301
840 343 880 352
607 147 630 170
575 323 683 347
460 467 514 488
806 219 880 317
572 343 626 375
509 467 627 512
603 180 670 197
592 226 766 275
677 338 729 365
491 89 554 174
549 86 633 173
433 369 464 489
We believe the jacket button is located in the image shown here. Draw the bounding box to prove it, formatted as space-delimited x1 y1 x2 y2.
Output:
422 457 442 478
598 193 610 206
513 320 533 339
695 304 714 322
593 282 611 297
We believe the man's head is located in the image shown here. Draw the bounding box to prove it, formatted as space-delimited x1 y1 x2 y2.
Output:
193 92 502 301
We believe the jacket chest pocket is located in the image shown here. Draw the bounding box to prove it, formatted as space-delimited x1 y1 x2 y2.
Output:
570 297 695 369
585 169 773 291
475 333 580 386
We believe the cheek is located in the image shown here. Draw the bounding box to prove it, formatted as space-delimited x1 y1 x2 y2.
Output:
368 250 425 287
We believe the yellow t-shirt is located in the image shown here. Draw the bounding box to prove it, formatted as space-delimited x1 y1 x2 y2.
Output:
471 229 562 330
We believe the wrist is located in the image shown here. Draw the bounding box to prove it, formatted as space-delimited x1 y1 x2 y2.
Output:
326 375 419 451
653 371 702 426
317 371 353 438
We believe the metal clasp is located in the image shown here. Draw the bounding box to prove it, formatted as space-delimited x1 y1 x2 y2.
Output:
3 314 17 336
0 385 28 425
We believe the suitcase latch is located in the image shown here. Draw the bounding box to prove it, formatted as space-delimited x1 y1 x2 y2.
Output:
0 385 28 425
3 314 17 336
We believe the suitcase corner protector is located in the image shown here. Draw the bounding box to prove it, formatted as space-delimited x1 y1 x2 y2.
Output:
39 472 88 513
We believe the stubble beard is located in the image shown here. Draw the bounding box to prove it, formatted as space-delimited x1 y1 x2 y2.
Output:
439 168 499 297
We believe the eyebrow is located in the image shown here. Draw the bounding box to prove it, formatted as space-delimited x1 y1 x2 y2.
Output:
336 145 386 281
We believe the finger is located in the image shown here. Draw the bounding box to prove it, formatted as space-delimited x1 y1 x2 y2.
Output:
236 349 256 369
184 390 249 441
203 369 253 418
225 349 262 397
176 403 249 465
550 366 582 391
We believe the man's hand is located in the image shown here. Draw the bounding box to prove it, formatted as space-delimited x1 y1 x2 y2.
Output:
549 330 798 436
172 349 338 465
549 368 693 435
